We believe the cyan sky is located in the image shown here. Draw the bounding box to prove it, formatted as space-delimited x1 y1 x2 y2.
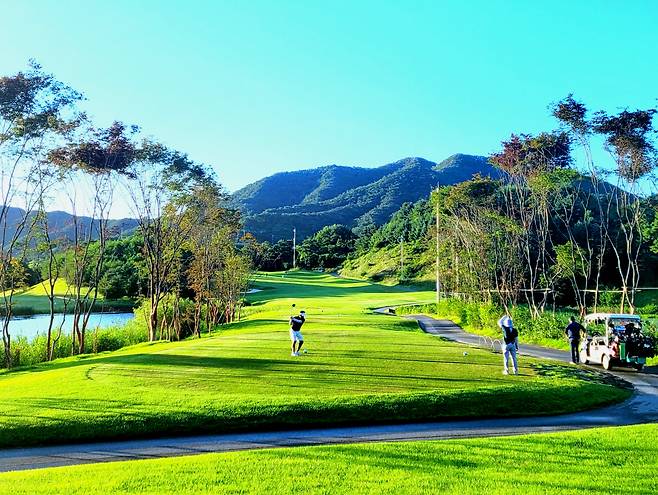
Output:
2 1 657 197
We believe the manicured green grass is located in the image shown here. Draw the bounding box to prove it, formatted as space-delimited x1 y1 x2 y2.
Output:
0 271 630 448
2 424 656 494
4 279 134 315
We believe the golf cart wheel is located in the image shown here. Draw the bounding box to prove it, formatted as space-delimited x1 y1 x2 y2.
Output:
602 354 612 371
579 350 589 365
633 363 644 372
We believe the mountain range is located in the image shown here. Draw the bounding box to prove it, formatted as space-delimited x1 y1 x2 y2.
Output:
2 207 138 247
3 153 501 246
231 154 501 241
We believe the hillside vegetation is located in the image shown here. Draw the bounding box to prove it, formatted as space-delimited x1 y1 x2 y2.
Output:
232 154 501 240
340 198 435 284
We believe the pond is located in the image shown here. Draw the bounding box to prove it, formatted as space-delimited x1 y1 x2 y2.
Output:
8 312 134 342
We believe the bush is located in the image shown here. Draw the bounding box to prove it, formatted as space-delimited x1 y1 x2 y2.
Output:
640 303 658 315
599 289 621 308
89 320 148 353
4 310 150 370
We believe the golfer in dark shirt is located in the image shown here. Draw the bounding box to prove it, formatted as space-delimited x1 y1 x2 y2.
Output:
289 311 306 356
565 316 585 364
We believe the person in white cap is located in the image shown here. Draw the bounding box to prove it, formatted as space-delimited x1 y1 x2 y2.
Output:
498 314 518 375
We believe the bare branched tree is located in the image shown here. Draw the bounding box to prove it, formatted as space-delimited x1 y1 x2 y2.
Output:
0 62 81 367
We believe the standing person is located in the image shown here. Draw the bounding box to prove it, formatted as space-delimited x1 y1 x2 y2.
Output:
498 314 518 375
565 316 585 364
289 310 306 356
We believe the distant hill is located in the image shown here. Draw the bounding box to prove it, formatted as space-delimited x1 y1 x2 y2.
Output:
232 154 502 241
2 207 138 247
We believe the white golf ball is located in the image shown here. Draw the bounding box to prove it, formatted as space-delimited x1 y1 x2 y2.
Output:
463 351 469 356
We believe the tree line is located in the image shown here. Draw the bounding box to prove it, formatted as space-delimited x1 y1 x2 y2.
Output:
256 95 658 320
435 96 658 316
1 62 250 368
343 96 658 317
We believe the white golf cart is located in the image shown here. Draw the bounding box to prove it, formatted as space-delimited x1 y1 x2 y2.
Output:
580 313 654 371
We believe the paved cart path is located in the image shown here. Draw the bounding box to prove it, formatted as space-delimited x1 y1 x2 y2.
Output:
412 315 658 423
2 314 657 473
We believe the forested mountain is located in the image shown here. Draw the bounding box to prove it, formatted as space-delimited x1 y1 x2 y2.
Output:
4 154 496 245
2 207 138 246
232 154 501 240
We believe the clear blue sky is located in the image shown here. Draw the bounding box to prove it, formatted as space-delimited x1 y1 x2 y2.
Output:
2 1 657 196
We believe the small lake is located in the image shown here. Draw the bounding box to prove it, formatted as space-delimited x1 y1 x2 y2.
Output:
9 313 134 342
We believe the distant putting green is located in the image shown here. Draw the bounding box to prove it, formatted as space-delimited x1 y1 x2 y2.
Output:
0 271 629 448
2 424 656 494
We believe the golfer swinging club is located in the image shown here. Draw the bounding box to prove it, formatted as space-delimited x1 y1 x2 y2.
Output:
289 306 306 356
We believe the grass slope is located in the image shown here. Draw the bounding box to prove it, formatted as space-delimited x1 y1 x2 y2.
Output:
341 244 436 285
0 271 629 449
6 279 134 314
2 424 657 494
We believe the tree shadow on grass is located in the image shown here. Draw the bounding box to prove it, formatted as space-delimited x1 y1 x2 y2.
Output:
267 443 478 472
6 353 330 375
529 363 632 389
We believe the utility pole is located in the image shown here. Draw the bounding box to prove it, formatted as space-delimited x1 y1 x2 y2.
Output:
292 228 297 269
399 235 404 282
435 185 441 306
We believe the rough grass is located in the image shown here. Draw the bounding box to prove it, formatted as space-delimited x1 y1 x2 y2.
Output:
0 271 630 449
2 424 657 494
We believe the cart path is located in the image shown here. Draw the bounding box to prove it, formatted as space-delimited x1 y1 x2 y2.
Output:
1 315 657 473
412 315 658 423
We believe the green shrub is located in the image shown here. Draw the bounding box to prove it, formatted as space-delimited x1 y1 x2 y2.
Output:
599 289 621 308
89 320 148 353
5 310 149 369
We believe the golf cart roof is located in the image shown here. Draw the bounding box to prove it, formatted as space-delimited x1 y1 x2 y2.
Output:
584 313 641 323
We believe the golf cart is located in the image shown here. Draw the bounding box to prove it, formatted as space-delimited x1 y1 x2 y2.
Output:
580 313 656 371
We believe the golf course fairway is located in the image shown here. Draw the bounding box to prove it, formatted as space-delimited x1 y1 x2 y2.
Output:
0 272 630 449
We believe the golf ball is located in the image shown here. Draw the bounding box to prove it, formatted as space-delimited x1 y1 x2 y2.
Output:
463 351 469 356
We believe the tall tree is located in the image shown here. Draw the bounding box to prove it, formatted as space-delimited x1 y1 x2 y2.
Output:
593 108 658 312
185 182 241 336
435 176 523 309
490 131 572 316
33 164 66 361
49 121 135 353
124 143 213 341
0 62 81 367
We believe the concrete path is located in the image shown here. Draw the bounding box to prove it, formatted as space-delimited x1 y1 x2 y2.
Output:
413 315 658 423
2 315 657 473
